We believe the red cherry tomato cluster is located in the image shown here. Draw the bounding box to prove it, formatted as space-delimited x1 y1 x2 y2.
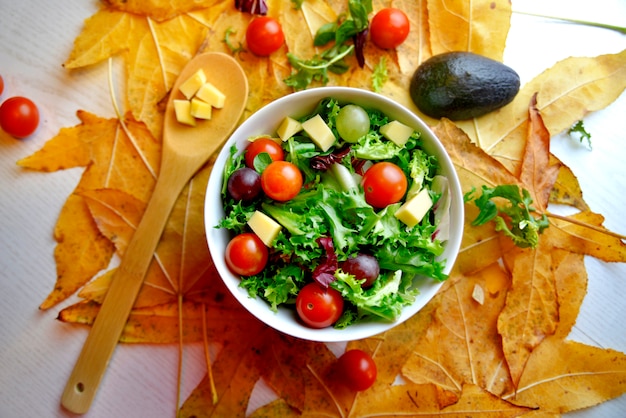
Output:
0 74 40 139
224 123 411 329
224 139 303 281
243 7 410 58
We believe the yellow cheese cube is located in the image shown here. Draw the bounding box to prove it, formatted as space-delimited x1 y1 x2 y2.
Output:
247 211 282 247
190 97 212 120
196 81 226 109
173 99 196 126
179 69 207 100
394 188 433 227
301 114 336 152
380 120 414 147
276 116 303 142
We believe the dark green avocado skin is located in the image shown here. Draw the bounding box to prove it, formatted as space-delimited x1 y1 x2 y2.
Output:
410 51 520 120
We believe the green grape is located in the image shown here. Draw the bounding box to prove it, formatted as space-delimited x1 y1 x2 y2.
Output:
336 104 370 143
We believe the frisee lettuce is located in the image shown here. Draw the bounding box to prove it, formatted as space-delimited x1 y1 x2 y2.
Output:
219 97 448 327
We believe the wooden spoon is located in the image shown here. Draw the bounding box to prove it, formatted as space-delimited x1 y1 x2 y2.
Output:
61 52 248 414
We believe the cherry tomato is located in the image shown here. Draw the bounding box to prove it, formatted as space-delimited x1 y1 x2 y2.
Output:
335 349 377 391
0 96 40 138
245 137 285 168
296 283 344 328
246 17 285 56
362 162 407 208
225 232 268 276
370 8 410 49
261 160 303 202
0 75 4 96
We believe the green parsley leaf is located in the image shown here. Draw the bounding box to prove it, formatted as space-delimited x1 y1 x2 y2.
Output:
568 120 592 149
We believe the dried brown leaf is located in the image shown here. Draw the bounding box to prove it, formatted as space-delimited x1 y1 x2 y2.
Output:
403 263 514 397
549 157 589 211
520 94 561 212
552 249 587 339
546 210 626 262
498 241 559 388
458 50 626 174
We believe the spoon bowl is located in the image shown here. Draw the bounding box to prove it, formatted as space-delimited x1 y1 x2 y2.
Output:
61 52 248 414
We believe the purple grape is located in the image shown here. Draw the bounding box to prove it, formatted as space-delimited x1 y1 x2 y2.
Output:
341 253 380 288
227 167 262 202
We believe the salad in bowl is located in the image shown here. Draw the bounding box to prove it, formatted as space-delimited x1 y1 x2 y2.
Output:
205 87 463 342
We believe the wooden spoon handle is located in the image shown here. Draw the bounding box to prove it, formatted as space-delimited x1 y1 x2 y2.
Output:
61 170 186 414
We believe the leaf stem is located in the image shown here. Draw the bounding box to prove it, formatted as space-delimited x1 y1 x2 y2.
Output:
546 211 626 241
298 45 355 71
513 11 626 34
202 304 219 405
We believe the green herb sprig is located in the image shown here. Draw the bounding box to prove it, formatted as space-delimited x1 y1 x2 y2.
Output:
465 185 549 248
284 0 372 90
568 120 592 149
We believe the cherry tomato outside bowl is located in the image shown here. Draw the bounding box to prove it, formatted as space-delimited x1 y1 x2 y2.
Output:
246 17 285 56
296 283 344 328
0 96 40 138
370 8 411 50
335 349 378 391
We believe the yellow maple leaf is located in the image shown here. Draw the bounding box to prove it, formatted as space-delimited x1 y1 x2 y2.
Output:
66 7 211 138
18 111 159 308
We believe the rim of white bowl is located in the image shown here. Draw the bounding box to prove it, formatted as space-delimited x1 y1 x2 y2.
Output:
205 86 463 342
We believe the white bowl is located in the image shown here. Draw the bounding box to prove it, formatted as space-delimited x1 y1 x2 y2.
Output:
205 87 463 342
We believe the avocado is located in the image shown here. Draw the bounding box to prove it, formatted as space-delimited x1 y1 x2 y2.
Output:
410 51 520 120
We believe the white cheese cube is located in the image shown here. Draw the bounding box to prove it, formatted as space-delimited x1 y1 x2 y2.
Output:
380 120 414 147
196 81 226 109
248 211 282 247
301 114 336 152
179 69 207 100
276 116 303 142
394 188 433 227
173 99 196 126
190 97 212 120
